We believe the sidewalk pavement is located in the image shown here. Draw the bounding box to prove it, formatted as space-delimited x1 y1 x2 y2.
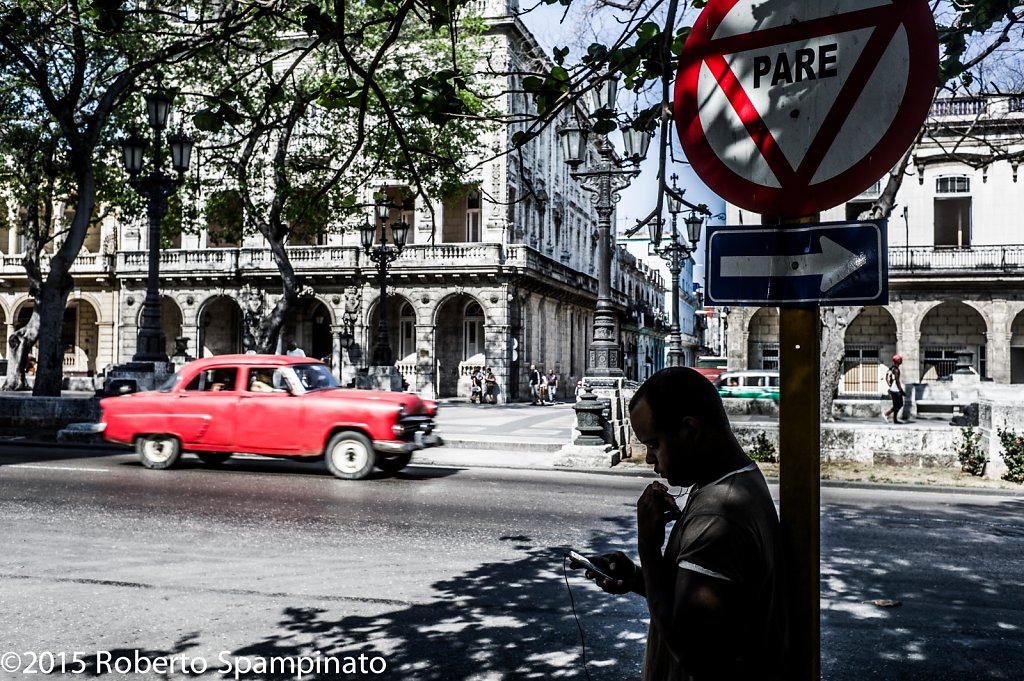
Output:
418 400 587 471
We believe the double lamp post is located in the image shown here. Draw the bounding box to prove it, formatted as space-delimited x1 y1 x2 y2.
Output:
650 174 704 367
558 75 652 378
559 76 705 376
359 194 409 367
119 73 194 363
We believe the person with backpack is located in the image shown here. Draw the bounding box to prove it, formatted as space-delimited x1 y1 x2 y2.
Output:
528 363 541 405
884 354 906 424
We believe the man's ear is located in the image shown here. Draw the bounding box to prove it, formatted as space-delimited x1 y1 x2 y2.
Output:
679 415 702 441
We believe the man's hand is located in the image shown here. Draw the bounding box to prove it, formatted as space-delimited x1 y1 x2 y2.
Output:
569 551 638 595
637 481 682 558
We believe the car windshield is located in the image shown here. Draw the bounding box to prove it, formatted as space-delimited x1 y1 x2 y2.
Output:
292 363 341 392
158 372 181 393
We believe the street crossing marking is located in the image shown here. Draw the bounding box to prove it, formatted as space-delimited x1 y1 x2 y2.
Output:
7 464 108 473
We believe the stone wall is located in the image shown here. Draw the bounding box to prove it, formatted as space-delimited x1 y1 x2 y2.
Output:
0 395 100 438
733 421 959 468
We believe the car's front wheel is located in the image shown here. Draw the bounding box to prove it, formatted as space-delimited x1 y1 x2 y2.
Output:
324 431 376 480
196 452 232 466
375 451 413 474
136 434 182 470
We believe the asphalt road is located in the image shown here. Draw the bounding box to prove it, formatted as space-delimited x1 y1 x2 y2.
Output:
0 445 1022 680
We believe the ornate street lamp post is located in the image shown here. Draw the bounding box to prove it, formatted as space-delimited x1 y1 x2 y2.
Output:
359 193 409 367
650 174 704 367
119 72 193 363
559 75 651 378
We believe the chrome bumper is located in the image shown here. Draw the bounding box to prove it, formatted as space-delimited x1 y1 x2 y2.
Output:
375 440 422 454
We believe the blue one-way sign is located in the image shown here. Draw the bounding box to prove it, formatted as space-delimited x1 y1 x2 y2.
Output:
705 220 888 307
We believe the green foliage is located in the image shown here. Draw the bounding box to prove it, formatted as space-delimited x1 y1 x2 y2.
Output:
203 191 244 246
748 431 777 464
956 425 987 477
996 427 1024 484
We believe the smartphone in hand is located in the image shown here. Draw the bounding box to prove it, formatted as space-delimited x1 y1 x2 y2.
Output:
567 550 615 582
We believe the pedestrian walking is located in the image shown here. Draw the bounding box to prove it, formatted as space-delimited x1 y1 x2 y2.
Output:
884 354 906 424
484 367 497 404
546 369 559 403
470 366 484 404
286 340 306 357
528 363 541 405
539 371 549 405
570 367 788 681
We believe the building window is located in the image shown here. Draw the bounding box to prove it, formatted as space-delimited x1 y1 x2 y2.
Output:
757 343 780 370
466 190 482 242
399 302 415 361
464 301 484 359
842 345 880 394
936 176 970 194
922 346 963 380
934 175 971 248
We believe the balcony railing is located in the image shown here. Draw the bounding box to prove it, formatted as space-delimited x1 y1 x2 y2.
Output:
0 252 112 276
930 93 1024 118
889 245 1024 272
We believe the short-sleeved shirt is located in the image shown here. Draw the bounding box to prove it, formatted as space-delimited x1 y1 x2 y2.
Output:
642 466 787 681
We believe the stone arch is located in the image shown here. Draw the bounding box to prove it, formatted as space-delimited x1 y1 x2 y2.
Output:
0 297 9 359
1006 307 1024 383
919 301 988 380
196 295 242 357
11 295 35 323
746 307 780 370
367 292 416 365
841 307 898 395
71 291 107 324
64 294 104 376
284 296 333 361
134 295 185 359
433 292 487 398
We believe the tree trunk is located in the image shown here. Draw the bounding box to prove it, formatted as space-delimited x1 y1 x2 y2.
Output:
253 223 301 354
32 275 74 396
32 162 93 396
2 315 40 391
819 305 863 421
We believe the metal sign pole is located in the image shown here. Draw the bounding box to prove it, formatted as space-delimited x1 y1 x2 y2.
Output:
774 215 821 681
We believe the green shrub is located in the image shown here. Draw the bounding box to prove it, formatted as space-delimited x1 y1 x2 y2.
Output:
956 425 987 477
749 431 777 464
996 427 1024 484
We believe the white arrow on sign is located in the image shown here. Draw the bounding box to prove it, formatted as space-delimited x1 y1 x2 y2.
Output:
719 236 867 292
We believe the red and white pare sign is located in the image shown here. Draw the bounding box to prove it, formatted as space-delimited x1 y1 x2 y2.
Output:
675 0 938 217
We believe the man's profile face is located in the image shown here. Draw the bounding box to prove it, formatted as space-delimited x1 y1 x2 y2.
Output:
631 397 691 487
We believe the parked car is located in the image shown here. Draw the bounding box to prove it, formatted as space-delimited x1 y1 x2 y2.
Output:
714 370 780 400
98 355 438 480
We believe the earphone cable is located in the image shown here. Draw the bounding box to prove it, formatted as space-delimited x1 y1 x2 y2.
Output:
562 554 594 681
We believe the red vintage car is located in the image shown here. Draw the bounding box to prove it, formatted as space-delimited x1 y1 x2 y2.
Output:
98 355 438 480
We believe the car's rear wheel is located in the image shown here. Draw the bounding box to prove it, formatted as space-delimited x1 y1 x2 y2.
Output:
375 451 413 473
324 431 375 480
196 452 232 465
136 434 182 470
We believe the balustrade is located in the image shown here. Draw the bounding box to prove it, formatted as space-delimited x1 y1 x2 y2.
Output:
890 244 1024 271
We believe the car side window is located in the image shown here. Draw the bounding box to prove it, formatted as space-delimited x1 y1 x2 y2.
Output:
247 368 283 393
184 368 238 392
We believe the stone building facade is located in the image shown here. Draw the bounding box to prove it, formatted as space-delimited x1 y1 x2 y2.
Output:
722 93 1024 394
0 0 667 400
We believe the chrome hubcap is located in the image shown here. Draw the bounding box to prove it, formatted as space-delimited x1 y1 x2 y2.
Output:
143 438 173 463
331 440 368 474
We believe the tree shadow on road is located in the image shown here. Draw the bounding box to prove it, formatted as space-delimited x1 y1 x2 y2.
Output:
226 510 648 680
820 497 1024 681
